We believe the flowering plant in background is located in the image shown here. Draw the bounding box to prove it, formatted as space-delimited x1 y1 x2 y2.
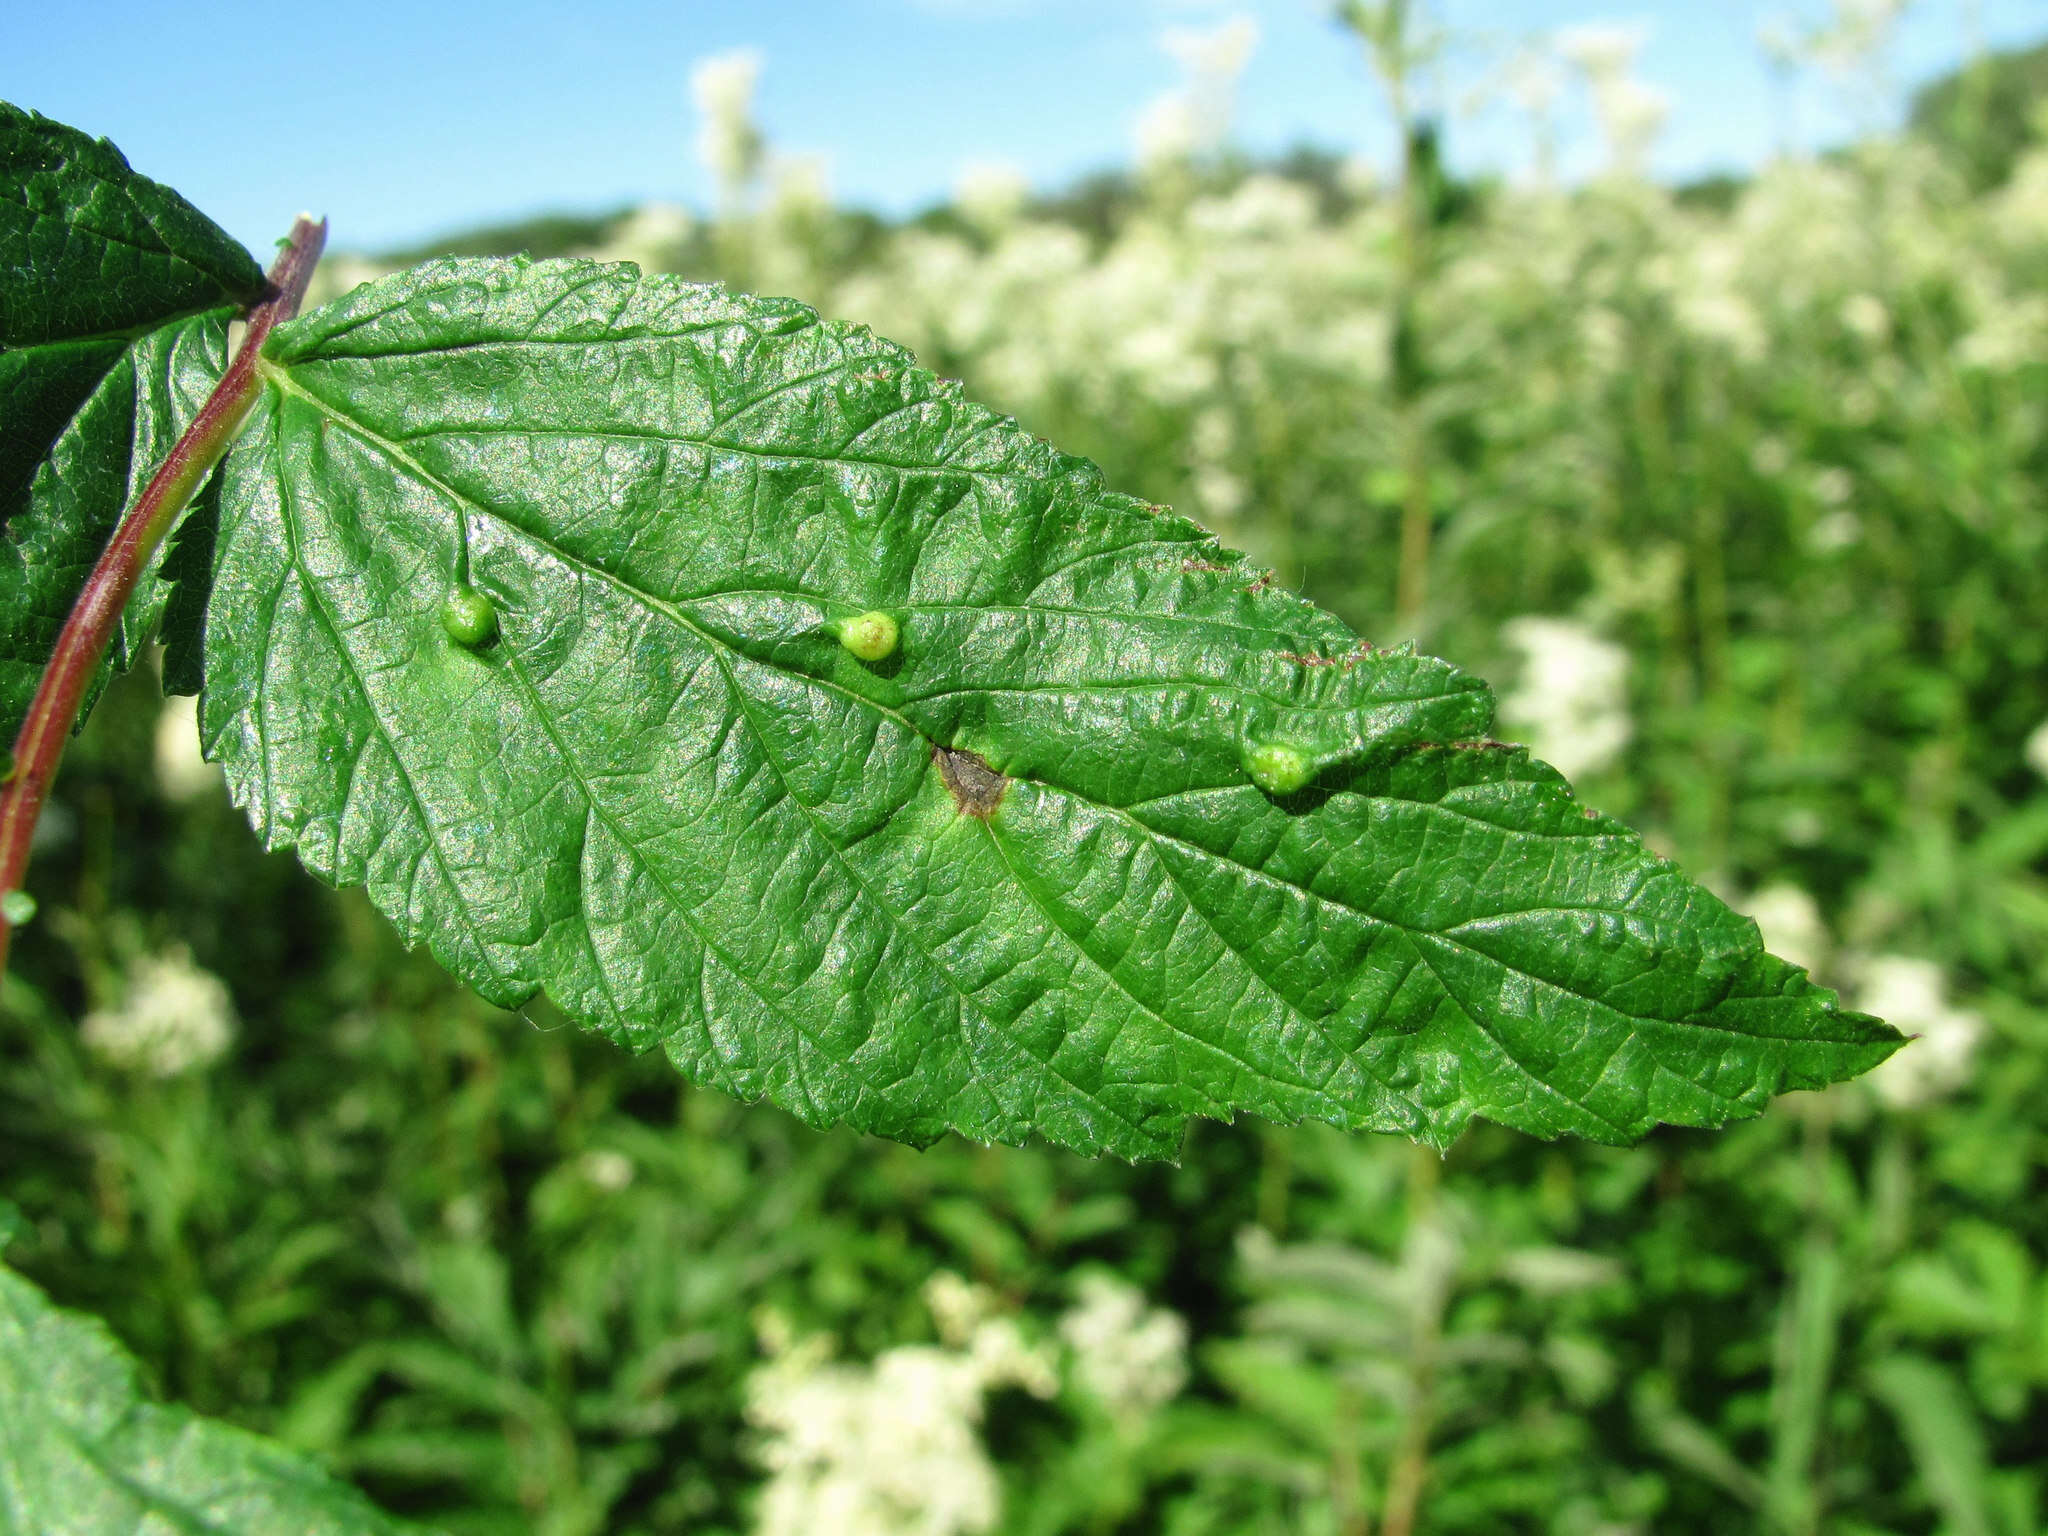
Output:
1496 616 1633 782
745 1279 1056 1536
1557 22 1670 174
1856 956 1985 1109
1057 1272 1190 1425
691 48 766 205
1743 882 1832 977
79 947 235 1079
7 7 2048 1534
1136 16 1261 171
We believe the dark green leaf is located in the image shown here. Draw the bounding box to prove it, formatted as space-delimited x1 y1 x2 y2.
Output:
0 100 264 736
160 461 225 698
0 309 234 732
1868 1354 1997 1536
0 1258 426 1534
203 257 1901 1160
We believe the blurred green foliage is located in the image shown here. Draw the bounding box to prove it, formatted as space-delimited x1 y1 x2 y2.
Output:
6 25 2048 1536
1912 39 2048 190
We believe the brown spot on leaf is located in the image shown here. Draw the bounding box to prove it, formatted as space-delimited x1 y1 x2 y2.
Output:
1278 639 1387 671
1181 559 1234 574
934 745 1009 819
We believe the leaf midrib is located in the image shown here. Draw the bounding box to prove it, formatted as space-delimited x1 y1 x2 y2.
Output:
676 591 1467 708
267 387 1476 721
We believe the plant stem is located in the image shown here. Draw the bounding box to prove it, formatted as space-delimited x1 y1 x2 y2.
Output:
1394 412 1432 635
0 216 327 974
1381 1143 1445 1536
1348 2 1436 638
1764 1094 1841 1536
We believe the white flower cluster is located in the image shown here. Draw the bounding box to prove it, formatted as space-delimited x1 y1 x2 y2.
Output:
1497 617 1633 782
953 162 1030 236
153 693 221 802
1809 0 1908 81
1746 883 1831 976
2024 718 2048 783
81 948 236 1078
1727 884 1985 1112
746 1274 1055 1536
565 17 2048 621
1135 15 1260 169
1056 1272 1188 1423
1858 956 1985 1111
1556 23 1668 176
691 48 765 193
578 1148 635 1192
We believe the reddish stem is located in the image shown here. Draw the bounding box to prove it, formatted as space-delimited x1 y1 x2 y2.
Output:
0 216 327 972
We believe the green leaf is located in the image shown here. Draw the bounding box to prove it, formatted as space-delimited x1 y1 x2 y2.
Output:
202 257 1902 1160
1868 1354 1997 1536
0 310 235 732
0 100 265 736
0 1258 426 1534
160 463 224 698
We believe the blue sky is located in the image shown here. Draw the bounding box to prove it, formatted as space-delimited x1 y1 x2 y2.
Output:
6 0 2043 256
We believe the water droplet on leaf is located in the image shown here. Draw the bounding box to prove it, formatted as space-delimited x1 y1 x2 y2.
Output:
442 584 499 648
834 610 899 663
1244 740 1313 795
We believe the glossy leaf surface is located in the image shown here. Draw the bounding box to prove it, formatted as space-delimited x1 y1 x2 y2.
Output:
0 1256 422 1534
203 258 1901 1159
0 100 262 735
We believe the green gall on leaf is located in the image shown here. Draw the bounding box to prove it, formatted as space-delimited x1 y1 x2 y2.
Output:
0 890 35 926
1243 740 1315 795
441 584 499 649
833 610 900 663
